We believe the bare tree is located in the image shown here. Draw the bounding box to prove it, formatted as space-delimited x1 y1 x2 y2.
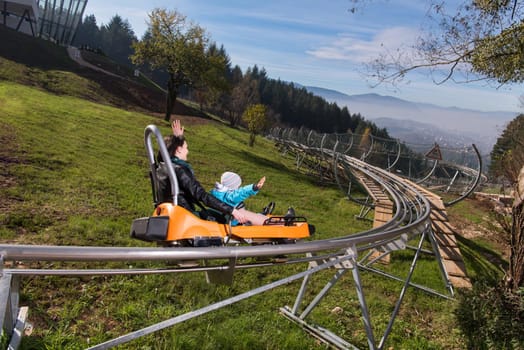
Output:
491 115 524 290
230 73 260 127
366 1 524 87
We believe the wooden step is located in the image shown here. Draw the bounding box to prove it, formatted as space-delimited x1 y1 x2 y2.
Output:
448 275 472 289
443 259 468 278
437 245 465 261
433 231 458 247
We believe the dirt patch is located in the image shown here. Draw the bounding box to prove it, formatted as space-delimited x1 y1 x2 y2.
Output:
448 197 511 260
71 68 166 113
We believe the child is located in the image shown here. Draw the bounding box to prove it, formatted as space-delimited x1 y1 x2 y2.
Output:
210 172 267 225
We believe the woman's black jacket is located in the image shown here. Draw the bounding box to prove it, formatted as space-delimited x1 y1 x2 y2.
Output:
173 162 234 215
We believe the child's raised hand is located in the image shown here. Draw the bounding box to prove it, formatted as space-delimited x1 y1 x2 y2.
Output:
256 176 266 190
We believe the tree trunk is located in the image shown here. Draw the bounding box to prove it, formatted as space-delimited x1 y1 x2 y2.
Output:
227 110 234 126
164 75 178 121
229 111 238 127
507 165 524 290
248 133 256 147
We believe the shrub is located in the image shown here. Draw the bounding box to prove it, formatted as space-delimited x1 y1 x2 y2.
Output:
455 281 524 349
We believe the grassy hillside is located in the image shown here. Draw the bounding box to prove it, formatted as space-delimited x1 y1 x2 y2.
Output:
0 81 370 349
0 25 168 114
0 28 507 349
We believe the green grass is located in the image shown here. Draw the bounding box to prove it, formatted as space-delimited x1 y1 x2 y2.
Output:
0 25 166 115
0 80 472 349
447 198 489 226
0 82 367 349
446 198 507 284
0 29 507 348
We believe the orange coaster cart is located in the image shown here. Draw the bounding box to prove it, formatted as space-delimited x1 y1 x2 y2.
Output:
130 125 312 247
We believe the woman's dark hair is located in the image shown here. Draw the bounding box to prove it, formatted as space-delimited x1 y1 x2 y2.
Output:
158 135 186 162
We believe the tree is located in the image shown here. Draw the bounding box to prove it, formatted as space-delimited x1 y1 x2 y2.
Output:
192 43 230 111
216 65 243 125
490 114 524 290
100 15 137 66
131 8 209 121
72 14 100 49
242 104 268 147
230 72 260 127
366 1 524 87
360 0 524 290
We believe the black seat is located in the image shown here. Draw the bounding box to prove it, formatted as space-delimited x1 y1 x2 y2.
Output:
152 161 174 206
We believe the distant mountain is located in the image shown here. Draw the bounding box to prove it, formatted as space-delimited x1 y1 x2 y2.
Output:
305 86 517 155
373 117 480 149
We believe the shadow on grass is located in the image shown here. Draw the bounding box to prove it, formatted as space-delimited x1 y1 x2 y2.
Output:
381 234 506 288
230 149 325 186
0 26 76 70
21 336 46 349
1 26 167 114
235 149 290 171
455 234 507 284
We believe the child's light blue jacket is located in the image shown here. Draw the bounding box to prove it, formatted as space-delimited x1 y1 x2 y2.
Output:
210 183 259 225
210 183 258 207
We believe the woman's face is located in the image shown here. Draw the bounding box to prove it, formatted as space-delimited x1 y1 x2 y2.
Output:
175 141 189 160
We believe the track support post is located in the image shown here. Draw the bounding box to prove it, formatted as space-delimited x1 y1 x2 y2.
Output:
282 246 378 350
0 272 29 350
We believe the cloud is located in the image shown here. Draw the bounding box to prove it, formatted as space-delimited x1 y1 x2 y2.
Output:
306 26 419 63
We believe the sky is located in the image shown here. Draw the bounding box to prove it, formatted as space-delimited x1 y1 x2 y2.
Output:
83 0 522 113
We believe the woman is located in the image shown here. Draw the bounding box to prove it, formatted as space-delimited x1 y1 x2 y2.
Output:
166 120 268 225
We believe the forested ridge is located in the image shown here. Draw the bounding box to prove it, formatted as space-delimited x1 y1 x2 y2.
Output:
73 13 389 137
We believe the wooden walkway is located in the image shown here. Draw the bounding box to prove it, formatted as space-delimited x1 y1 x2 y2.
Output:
410 183 472 289
356 173 471 289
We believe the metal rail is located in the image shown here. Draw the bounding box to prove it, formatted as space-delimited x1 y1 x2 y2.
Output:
0 125 465 350
272 127 483 206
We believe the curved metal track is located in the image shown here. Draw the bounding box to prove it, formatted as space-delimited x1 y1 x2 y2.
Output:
0 125 474 350
273 127 484 207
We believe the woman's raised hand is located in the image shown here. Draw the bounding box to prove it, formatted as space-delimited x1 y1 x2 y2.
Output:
172 119 184 137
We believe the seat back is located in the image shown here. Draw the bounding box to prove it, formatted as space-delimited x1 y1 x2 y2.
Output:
144 125 179 207
152 162 174 206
